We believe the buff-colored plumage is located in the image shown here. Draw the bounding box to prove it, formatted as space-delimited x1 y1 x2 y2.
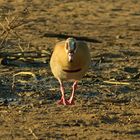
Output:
50 38 91 105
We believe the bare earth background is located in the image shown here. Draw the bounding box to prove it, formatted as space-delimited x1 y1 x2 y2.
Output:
0 0 140 140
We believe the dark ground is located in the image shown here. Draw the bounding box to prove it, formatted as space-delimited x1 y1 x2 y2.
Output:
0 0 140 140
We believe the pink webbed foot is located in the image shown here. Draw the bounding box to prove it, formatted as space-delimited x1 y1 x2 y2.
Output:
67 98 75 105
57 97 75 105
57 97 69 105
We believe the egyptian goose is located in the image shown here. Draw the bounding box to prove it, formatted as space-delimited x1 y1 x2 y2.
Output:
50 38 91 105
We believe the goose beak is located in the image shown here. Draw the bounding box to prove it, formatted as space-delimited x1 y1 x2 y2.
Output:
68 52 74 62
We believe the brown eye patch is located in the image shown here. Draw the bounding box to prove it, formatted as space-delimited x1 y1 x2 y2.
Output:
65 42 69 50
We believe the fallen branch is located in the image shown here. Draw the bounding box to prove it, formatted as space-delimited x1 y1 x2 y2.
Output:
103 80 130 85
42 32 102 43
12 71 37 89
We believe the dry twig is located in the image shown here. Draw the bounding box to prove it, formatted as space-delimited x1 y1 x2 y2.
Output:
28 128 39 140
12 71 37 89
103 80 130 85
0 9 30 49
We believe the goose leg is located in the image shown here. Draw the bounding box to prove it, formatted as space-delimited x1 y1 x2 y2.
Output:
68 81 78 105
57 79 69 105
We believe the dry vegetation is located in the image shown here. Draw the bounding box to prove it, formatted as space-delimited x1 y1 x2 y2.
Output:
0 0 140 140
